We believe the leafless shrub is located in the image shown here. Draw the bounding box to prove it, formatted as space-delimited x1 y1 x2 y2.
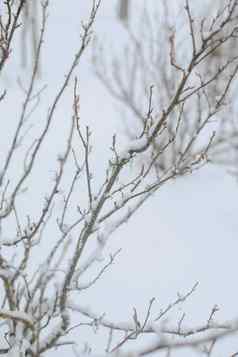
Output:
0 1 238 356
94 0 238 177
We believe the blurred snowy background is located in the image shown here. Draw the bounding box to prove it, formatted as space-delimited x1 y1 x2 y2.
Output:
1 1 238 356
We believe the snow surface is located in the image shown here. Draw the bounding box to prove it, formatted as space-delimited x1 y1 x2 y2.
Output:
0 309 33 326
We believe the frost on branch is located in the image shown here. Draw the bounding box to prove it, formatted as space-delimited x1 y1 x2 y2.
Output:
0 0 238 356
117 136 148 161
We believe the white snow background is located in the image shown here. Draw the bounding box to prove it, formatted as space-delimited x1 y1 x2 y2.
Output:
1 1 238 356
